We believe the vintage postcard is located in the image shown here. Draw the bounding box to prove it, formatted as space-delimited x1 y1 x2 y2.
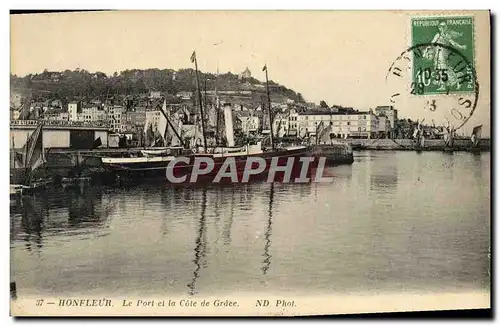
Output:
9 10 490 316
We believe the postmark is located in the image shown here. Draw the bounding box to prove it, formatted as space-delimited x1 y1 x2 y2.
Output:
386 41 479 131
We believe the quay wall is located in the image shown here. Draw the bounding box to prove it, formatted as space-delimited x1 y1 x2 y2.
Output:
337 138 491 151
10 138 490 184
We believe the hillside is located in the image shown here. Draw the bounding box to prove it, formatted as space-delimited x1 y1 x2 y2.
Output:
10 68 306 107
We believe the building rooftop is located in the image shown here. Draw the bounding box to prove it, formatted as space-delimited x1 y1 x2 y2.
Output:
298 110 373 116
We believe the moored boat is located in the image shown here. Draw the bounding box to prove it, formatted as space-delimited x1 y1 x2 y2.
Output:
61 176 92 189
10 184 24 198
101 54 320 184
101 144 314 183
141 146 185 157
10 122 52 194
101 155 178 171
467 125 483 154
442 126 455 153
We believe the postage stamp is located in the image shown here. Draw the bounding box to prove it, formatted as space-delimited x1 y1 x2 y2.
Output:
386 41 479 131
411 16 475 95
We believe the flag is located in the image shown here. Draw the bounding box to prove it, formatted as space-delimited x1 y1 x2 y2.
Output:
92 137 102 149
190 51 196 63
262 64 267 72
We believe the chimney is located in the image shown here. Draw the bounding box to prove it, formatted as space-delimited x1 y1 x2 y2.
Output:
224 104 235 147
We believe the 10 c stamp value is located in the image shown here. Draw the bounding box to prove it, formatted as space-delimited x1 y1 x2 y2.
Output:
411 16 475 95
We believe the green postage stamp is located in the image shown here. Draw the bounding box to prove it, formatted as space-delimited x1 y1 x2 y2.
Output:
411 16 475 95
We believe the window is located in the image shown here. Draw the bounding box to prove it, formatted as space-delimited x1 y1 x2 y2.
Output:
347 122 350 126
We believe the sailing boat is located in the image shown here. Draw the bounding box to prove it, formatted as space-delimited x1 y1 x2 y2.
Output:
101 54 311 183
182 59 312 183
140 99 182 157
10 122 51 196
443 125 455 153
413 120 426 152
468 125 482 153
100 99 187 177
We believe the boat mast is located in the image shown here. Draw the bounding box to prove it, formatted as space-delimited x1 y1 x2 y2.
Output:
215 67 220 148
158 101 185 148
263 64 275 150
262 182 274 274
192 51 208 152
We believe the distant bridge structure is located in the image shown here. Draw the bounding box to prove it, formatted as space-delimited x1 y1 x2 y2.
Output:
10 120 111 149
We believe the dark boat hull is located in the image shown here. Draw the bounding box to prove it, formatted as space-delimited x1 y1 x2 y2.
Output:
103 147 317 184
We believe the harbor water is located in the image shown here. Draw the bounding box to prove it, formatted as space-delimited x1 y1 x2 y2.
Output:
10 151 490 298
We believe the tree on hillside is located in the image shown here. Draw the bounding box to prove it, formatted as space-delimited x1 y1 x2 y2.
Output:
10 68 305 105
319 100 329 108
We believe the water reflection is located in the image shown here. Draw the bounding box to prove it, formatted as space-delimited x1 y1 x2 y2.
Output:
222 187 235 247
10 152 490 297
187 187 208 296
19 194 47 252
367 152 398 191
262 183 274 275
11 188 115 244
469 153 488 191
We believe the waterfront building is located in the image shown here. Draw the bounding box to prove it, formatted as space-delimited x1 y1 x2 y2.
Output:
376 115 391 138
375 106 398 129
10 119 110 149
236 111 260 135
296 110 379 139
288 109 299 136
68 101 81 121
124 110 147 129
145 109 162 129
273 112 290 138
43 108 69 121
374 106 398 139
80 105 106 124
123 110 147 143
273 112 289 137
106 105 125 132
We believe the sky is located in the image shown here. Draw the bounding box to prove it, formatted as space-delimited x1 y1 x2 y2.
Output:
10 10 490 136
